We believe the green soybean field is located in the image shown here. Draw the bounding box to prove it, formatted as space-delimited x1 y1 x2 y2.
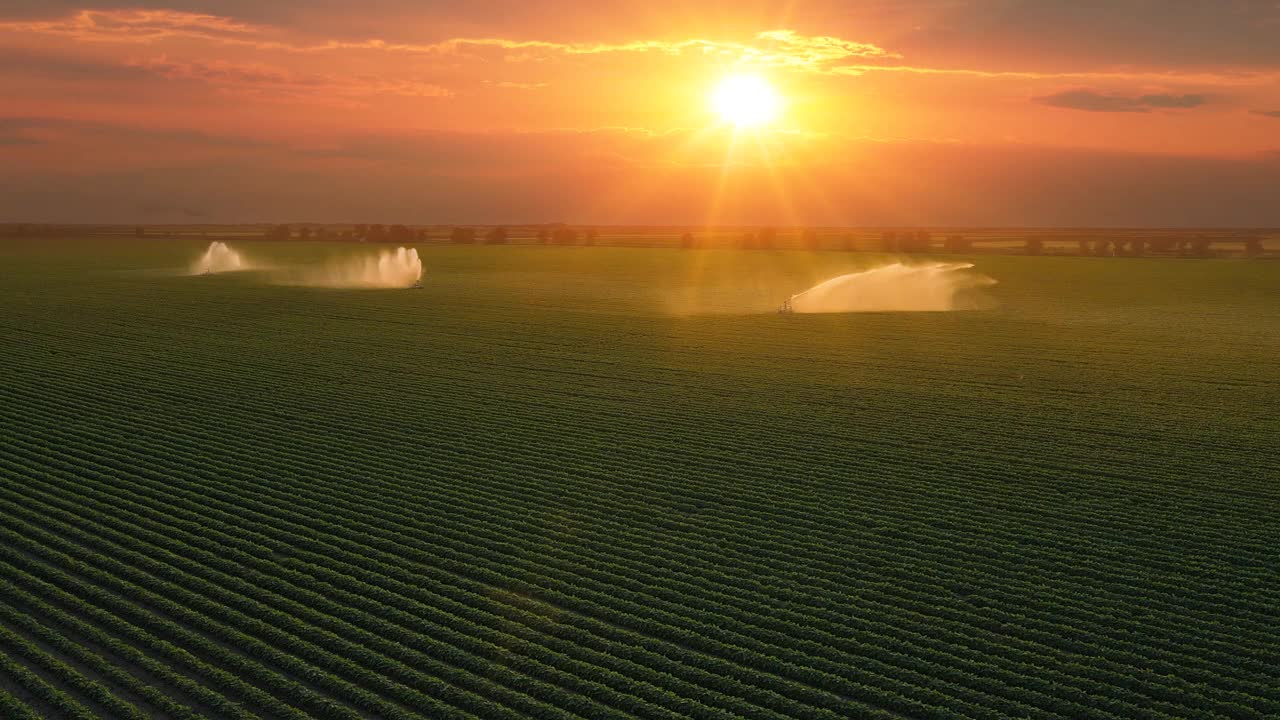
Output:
0 238 1277 720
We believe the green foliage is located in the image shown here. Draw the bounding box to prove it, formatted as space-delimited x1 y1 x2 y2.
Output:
0 239 1276 719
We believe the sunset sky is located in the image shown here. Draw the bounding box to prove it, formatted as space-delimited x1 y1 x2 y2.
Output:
3 1 1279 226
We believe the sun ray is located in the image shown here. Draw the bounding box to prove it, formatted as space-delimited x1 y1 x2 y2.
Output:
750 132 803 234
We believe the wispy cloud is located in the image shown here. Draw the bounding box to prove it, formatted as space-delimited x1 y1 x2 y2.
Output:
1034 89 1210 113
0 9 260 43
198 31 902 82
0 133 44 147
834 64 1278 85
0 116 269 147
0 11 895 74
491 81 548 90
3 9 1273 89
125 56 453 99
252 29 900 72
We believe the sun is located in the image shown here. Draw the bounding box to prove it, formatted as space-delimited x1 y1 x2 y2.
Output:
710 74 782 128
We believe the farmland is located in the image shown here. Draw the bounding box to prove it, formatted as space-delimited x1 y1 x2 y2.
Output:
0 238 1277 719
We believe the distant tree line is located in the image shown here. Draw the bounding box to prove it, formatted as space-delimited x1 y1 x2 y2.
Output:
1072 236 1224 258
665 229 1263 257
856 231 938 253
264 224 431 243
4 223 1267 259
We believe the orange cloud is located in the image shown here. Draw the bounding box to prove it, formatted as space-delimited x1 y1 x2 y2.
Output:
246 30 901 78
491 81 549 90
0 9 260 43
1034 89 1209 113
834 63 1280 86
125 56 453 101
0 11 895 74
4 9 1271 89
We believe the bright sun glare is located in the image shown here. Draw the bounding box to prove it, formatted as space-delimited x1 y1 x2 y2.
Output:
710 74 782 128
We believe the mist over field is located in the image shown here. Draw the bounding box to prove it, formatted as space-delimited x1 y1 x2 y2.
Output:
273 246 423 289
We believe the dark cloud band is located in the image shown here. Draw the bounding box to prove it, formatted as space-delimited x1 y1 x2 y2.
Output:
1034 89 1209 113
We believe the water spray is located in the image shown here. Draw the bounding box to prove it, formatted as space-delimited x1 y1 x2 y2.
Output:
191 241 245 275
280 246 424 289
780 262 995 314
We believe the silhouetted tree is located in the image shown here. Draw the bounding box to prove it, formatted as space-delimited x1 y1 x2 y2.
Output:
552 227 578 245
339 230 353 242
1078 239 1090 256
450 227 476 244
740 231 756 250
354 224 369 242
906 230 931 253
585 228 598 246
415 229 428 242
1192 237 1212 257
1113 239 1130 256
298 227 312 242
896 231 914 252
134 226 145 238
365 224 387 243
1244 237 1263 257
385 225 410 244
1131 238 1146 256
757 228 776 249
881 231 898 253
680 232 695 249
1093 239 1111 257
801 229 820 251
944 235 971 252
265 224 291 241
842 234 856 251
485 226 509 245
895 231 910 252
536 229 549 245
1026 238 1044 256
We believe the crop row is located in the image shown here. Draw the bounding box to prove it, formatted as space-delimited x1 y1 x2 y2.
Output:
5 351 1274 632
0 481 865 717
5 299 1271 517
5 425 1269 717
7 316 1269 573
0 645 98 720
2 253 1276 720
0 593 242 720
10 315 1271 518
2 430 1269 717
5 379 1274 676
5 392 1274 707
0 686 43 720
